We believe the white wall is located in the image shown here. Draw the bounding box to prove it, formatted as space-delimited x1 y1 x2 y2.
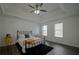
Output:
0 15 40 46
0 16 3 46
42 15 79 48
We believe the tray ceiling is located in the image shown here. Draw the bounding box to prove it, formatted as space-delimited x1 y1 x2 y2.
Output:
0 3 79 23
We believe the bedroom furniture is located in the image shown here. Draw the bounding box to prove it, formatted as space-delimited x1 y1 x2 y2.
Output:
16 30 45 53
43 36 46 44
4 34 13 46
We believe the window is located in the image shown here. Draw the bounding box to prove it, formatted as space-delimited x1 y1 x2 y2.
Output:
42 25 47 36
55 23 63 37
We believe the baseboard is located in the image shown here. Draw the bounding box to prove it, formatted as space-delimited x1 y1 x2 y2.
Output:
46 40 79 49
0 43 15 47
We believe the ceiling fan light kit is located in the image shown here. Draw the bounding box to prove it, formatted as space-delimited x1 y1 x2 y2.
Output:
34 10 40 14
28 3 47 15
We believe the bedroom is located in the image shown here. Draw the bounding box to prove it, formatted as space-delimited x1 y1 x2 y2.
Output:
0 3 79 55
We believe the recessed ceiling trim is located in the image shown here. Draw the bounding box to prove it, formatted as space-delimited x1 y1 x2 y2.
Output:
4 13 40 24
41 13 79 23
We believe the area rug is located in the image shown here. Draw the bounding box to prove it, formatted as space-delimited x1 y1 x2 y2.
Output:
16 43 53 55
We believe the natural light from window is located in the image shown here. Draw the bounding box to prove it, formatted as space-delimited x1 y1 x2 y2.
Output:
55 23 63 38
42 25 47 36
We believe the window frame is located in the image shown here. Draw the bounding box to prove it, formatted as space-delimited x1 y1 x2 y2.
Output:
54 23 63 38
42 25 47 36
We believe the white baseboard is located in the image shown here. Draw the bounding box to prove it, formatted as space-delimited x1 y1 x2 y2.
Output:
46 40 79 48
0 43 15 47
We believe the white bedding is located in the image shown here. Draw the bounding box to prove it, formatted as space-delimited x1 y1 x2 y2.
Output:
17 37 44 53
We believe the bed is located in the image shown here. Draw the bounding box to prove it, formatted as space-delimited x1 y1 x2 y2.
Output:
16 30 44 53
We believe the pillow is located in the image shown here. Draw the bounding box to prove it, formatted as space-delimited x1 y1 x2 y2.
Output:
25 34 29 38
19 34 25 39
29 33 32 37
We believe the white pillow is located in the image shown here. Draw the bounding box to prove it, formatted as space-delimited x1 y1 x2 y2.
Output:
19 34 25 39
29 33 32 37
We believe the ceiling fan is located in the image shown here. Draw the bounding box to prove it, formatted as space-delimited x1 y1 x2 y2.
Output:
28 3 47 14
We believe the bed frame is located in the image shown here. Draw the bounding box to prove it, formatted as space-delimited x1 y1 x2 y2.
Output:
16 30 46 54
17 30 45 48
17 30 32 40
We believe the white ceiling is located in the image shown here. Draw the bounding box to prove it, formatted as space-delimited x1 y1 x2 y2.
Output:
0 3 79 23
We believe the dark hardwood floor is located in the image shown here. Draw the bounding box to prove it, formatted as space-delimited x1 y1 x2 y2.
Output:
0 45 21 55
0 41 79 55
47 41 79 55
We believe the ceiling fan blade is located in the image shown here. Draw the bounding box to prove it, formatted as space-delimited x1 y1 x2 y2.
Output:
40 3 43 7
40 10 47 12
28 4 35 9
0 5 3 15
36 4 39 9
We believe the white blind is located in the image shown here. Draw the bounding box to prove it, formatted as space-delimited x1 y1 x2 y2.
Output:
42 25 47 36
55 23 63 37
